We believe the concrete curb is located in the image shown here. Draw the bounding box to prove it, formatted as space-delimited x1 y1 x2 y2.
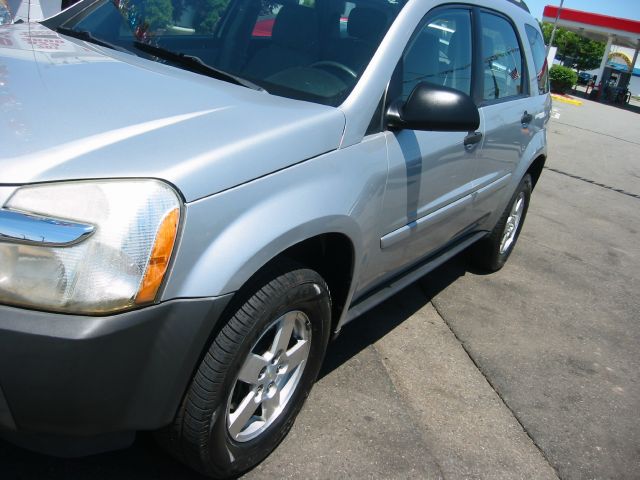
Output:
551 94 583 106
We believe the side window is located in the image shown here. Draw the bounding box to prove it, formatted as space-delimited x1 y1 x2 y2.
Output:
525 24 549 95
481 12 525 101
401 8 472 102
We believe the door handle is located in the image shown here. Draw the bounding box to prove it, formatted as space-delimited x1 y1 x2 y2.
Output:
521 111 534 125
464 131 483 149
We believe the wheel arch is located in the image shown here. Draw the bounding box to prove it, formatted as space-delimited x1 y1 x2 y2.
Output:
219 232 356 337
164 227 359 428
527 154 546 188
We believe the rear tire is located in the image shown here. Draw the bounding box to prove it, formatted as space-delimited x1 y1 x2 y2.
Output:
158 264 331 479
470 174 532 272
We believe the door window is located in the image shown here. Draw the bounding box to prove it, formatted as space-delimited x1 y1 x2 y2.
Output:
481 12 525 101
401 8 472 101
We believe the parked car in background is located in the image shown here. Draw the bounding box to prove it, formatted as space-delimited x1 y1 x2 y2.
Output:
577 71 592 85
0 0 549 477
0 0 65 23
0 0 12 24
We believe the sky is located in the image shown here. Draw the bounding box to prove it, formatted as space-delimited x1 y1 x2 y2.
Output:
525 0 640 21
526 0 640 71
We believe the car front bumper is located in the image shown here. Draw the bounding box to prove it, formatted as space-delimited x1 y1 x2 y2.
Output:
0 295 232 455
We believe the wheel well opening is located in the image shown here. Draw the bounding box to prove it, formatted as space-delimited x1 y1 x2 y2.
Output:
215 233 355 346
281 233 355 333
527 155 546 188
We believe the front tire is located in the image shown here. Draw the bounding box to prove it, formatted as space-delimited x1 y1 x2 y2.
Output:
159 265 332 478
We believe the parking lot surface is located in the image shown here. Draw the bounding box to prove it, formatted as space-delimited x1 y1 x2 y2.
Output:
1 98 638 479
432 99 640 480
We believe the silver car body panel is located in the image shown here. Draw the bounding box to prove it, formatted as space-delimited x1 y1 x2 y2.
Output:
0 0 549 332
163 132 388 302
0 188 17 207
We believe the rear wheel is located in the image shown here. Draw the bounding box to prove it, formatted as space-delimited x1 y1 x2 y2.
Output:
470 174 532 272
158 265 331 479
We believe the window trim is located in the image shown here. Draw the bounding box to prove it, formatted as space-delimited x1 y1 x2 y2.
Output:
365 93 386 135
378 3 534 130
475 6 530 107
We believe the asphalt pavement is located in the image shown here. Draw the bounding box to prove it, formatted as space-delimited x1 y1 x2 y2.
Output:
0 97 638 479
429 98 640 480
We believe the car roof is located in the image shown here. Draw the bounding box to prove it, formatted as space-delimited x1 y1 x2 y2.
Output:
505 0 530 14
467 0 537 26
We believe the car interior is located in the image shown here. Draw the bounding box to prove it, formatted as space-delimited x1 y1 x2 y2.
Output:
64 0 403 104
222 0 400 100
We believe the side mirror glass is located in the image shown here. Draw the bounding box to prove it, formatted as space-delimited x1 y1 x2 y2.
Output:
387 82 480 132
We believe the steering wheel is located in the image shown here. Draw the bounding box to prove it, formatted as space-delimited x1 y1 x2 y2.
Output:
310 61 358 80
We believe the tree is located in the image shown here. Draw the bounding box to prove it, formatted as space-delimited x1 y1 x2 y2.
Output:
170 0 231 34
574 37 606 72
192 0 230 33
140 0 174 31
541 22 605 74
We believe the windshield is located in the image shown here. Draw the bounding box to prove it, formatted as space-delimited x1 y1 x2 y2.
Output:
46 0 406 106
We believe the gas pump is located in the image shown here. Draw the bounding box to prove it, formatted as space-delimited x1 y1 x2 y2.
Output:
601 66 632 104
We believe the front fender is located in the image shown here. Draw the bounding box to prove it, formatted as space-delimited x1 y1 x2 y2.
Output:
161 136 388 300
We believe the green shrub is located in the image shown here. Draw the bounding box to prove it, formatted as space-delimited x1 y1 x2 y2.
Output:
549 65 578 93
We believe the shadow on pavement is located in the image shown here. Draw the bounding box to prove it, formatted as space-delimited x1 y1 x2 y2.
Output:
0 254 472 480
319 253 469 380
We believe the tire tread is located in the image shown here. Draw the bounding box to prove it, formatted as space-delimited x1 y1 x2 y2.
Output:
156 261 330 478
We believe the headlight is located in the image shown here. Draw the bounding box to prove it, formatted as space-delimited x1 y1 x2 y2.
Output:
0 180 181 314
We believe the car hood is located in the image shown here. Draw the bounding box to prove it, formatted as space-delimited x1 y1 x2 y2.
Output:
0 24 346 201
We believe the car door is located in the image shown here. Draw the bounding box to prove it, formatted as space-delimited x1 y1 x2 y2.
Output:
472 9 539 220
374 6 483 278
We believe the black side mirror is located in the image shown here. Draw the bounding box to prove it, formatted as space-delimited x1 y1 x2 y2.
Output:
387 82 480 132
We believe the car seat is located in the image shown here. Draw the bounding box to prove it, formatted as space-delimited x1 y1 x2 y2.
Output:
243 4 320 79
330 7 388 72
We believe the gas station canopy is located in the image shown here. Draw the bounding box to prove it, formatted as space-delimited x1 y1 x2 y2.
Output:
542 6 640 49
543 4 640 95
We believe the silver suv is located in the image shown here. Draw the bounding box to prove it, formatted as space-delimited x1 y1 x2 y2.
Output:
0 0 549 476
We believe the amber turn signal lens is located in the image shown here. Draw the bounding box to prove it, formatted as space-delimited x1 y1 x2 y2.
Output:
135 208 179 304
